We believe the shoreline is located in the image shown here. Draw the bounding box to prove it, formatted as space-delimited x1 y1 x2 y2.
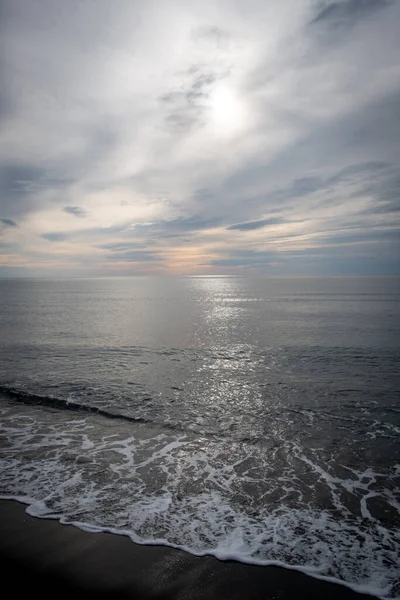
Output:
0 499 379 600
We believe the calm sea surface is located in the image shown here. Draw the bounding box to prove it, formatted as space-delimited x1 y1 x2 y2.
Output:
0 276 399 597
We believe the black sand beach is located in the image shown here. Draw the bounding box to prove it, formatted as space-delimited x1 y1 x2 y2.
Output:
0 500 378 600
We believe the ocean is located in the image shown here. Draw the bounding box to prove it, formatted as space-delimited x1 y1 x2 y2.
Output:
0 276 399 598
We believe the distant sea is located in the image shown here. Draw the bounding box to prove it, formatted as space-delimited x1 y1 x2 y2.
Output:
0 276 399 598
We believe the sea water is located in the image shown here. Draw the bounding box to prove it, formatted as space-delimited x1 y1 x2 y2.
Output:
0 276 399 597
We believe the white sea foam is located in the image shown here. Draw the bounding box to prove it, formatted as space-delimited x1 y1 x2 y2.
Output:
0 400 399 599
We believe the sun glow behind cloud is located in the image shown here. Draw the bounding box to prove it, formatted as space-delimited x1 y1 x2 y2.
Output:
208 85 248 136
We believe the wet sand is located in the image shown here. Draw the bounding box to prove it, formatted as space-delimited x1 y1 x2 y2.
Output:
0 499 377 599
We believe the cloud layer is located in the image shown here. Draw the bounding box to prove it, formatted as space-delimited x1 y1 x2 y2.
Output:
1 0 399 275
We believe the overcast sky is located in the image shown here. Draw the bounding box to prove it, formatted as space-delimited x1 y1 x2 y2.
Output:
1 0 399 276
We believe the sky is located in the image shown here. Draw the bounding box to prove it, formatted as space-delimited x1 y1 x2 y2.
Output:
0 0 399 277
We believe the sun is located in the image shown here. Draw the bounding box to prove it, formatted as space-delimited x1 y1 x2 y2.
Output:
209 85 245 135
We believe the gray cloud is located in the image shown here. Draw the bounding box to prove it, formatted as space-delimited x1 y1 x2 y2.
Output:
37 223 134 246
41 232 68 242
324 161 389 187
375 177 400 212
0 218 18 227
0 90 13 124
223 161 393 222
353 170 400 214
227 217 283 231
160 65 229 132
98 242 151 251
63 206 86 217
311 0 390 28
317 228 400 245
131 216 223 238
161 216 222 232
0 163 45 216
190 26 231 49
0 161 79 221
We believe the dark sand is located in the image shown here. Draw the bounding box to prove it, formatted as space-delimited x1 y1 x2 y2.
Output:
0 500 377 599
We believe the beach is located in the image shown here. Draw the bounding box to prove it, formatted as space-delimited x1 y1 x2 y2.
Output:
0 499 379 600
